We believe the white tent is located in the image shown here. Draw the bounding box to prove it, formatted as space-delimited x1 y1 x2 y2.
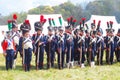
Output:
86 15 120 36
26 14 65 35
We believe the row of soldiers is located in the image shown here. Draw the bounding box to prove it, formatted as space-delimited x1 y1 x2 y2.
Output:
1 14 120 71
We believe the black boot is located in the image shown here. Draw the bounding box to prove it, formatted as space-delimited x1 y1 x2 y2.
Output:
27 65 30 71
58 64 62 70
47 63 50 69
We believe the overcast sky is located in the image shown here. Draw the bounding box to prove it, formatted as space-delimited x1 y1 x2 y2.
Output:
0 0 95 16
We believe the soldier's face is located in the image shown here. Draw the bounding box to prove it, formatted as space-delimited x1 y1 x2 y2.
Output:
48 31 53 35
79 31 83 35
110 33 114 36
81 32 84 35
86 33 90 36
15 27 18 31
54 30 58 34
77 31 80 35
37 30 42 35
2 31 4 35
68 29 72 34
7 35 11 39
106 32 109 36
92 34 95 37
97 32 101 36
24 32 29 37
65 29 68 33
59 30 63 35
12 28 16 32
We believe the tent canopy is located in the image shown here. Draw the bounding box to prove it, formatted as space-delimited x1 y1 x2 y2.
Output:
85 15 120 36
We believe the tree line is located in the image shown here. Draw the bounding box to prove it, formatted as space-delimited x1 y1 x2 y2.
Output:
0 0 120 25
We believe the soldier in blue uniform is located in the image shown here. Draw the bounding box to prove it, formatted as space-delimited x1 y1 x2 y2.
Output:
114 29 120 62
32 21 46 70
78 27 86 68
105 21 115 64
73 28 80 65
104 28 109 64
64 25 74 68
64 17 77 68
2 31 16 70
52 27 59 67
105 30 114 64
96 30 104 65
19 20 32 71
44 26 55 69
90 23 96 36
6 14 21 68
10 21 21 68
85 24 90 65
88 30 97 67
96 21 104 65
57 26 65 69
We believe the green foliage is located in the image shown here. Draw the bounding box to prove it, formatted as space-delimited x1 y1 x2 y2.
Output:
1 0 120 25
0 12 27 25
86 0 120 22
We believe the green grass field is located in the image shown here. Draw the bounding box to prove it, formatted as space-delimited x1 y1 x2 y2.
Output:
0 54 120 80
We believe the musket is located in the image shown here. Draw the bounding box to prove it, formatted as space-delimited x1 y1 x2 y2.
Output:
36 41 40 70
66 35 72 69
89 48 91 66
108 36 114 64
58 35 64 69
59 42 62 69
69 45 71 69
48 38 51 68
78 36 82 67
80 42 82 67
22 38 25 70
35 34 42 70
89 37 92 66
99 41 101 65
109 42 111 64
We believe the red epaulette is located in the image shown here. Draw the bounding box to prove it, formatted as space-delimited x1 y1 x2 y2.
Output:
2 39 8 51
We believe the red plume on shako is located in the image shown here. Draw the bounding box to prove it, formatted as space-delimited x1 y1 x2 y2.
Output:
93 20 96 26
25 20 30 25
34 15 47 31
81 17 86 27
13 14 17 20
40 15 44 23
